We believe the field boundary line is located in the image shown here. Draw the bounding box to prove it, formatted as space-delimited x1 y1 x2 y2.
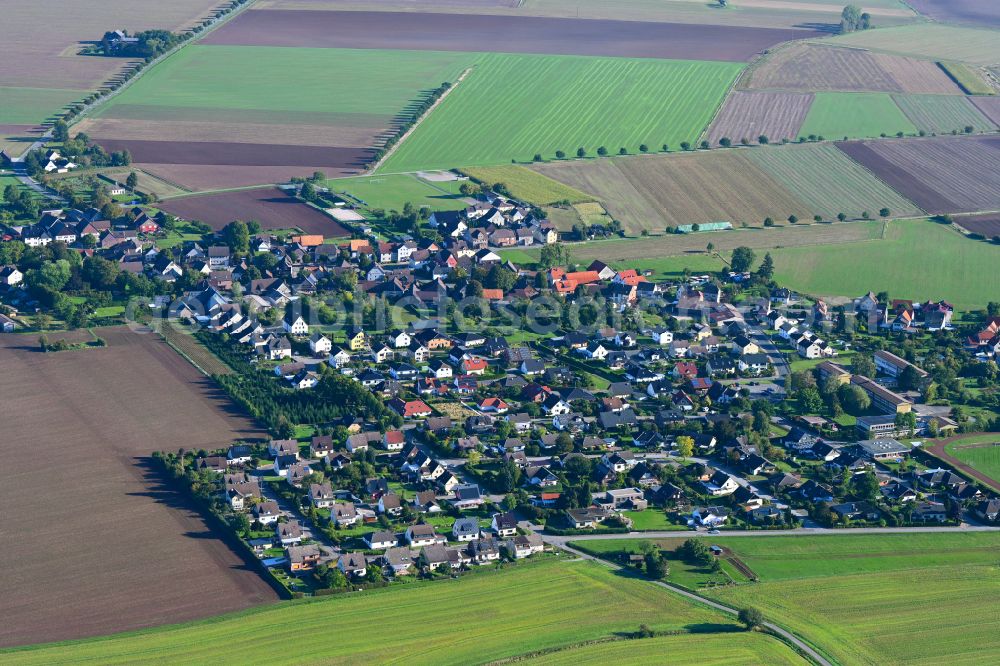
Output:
157 329 211 377
369 66 474 174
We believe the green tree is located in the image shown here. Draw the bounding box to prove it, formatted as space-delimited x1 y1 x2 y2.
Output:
126 171 138 189
675 435 694 459
645 552 669 579
838 383 871 414
577 147 586 158
739 607 765 630
756 253 774 281
730 246 756 273
851 354 876 379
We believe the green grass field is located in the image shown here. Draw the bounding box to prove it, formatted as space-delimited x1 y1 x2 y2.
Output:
459 165 594 206
892 94 996 134
381 53 742 172
527 631 807 665
798 92 917 140
94 45 471 122
768 218 1000 310
575 532 1000 666
821 24 1000 66
0 86 81 125
744 143 920 219
938 62 996 96
326 173 469 212
1 559 739 665
944 434 1000 483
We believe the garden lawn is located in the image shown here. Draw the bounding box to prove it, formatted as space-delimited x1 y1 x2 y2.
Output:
799 92 916 140
622 510 684 531
526 631 807 665
459 165 593 206
769 218 1000 310
944 434 1000 482
381 53 742 172
326 173 468 212
1 559 734 665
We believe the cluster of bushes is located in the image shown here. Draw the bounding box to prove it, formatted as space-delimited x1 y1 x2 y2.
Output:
368 82 452 167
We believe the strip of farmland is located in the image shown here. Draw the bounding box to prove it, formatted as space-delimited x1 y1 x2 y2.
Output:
92 139 370 169
202 10 822 62
705 91 813 145
742 44 962 94
837 136 1000 214
159 187 351 235
0 329 273 648
906 0 1000 28
742 143 921 219
892 94 996 134
533 151 810 233
970 97 1000 127
798 92 917 140
954 213 1000 237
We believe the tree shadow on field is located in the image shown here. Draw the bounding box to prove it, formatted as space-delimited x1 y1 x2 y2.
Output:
192 376 267 438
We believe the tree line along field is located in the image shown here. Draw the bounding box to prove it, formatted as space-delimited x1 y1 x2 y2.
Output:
892 94 997 135
574 532 1000 666
378 53 742 173
705 90 814 145
0 559 771 665
532 142 920 233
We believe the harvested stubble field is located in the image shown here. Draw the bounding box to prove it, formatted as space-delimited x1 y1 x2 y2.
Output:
822 24 1000 66
799 92 917 140
837 136 1000 214
954 213 1000 237
0 559 749 664
87 45 470 189
705 90 813 145
380 53 741 172
203 9 820 61
534 144 919 232
742 44 962 94
579 532 1000 666
0 0 225 154
0 328 272 648
970 96 1000 126
907 0 1000 28
742 143 920 219
892 94 996 134
159 188 350 235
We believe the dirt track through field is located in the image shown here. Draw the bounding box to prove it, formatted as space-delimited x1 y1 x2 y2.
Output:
0 328 274 648
925 434 1000 493
203 9 821 62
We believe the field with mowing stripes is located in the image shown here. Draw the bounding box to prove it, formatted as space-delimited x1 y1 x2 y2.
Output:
944 434 1000 484
893 94 996 134
380 53 741 172
705 90 813 145
575 532 1000 666
743 143 920 219
799 92 917 140
0 559 742 665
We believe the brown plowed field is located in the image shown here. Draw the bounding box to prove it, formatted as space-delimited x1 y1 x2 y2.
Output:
954 213 1000 237
0 328 274 648
926 434 1000 492
907 0 1000 28
160 187 350 235
92 138 370 169
138 163 357 191
203 10 821 62
706 91 813 145
836 136 1000 214
744 44 962 94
